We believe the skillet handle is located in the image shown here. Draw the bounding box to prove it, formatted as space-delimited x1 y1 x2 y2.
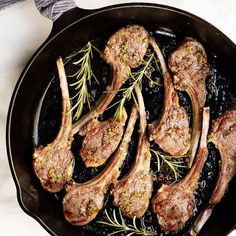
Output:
35 0 94 38
50 7 95 38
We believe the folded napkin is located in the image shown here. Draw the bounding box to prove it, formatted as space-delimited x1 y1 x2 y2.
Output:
0 0 24 10
35 0 76 21
0 0 76 21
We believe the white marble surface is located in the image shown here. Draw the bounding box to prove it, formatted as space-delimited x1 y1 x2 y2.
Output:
0 0 235 235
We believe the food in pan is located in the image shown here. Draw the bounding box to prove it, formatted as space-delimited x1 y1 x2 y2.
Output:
152 107 209 232
79 113 127 167
112 85 153 219
32 57 74 193
149 38 191 157
63 106 136 226
191 108 236 235
72 25 149 133
168 39 210 167
72 25 149 167
33 24 236 235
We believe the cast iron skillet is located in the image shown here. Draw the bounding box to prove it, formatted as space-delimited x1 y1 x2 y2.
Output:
6 3 236 236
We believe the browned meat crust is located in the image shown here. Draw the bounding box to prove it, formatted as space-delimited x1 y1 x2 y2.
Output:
152 108 210 232
168 38 209 94
33 57 74 193
209 109 236 190
112 85 153 218
191 108 236 235
149 38 190 157
71 25 148 167
168 38 210 166
112 137 153 218
79 112 127 167
102 25 149 68
72 25 149 134
63 107 138 226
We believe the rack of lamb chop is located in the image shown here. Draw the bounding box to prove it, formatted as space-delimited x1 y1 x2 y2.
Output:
73 25 149 167
111 84 153 218
79 114 127 167
168 38 210 166
152 107 210 232
190 108 236 235
63 106 138 226
149 38 191 157
33 57 74 193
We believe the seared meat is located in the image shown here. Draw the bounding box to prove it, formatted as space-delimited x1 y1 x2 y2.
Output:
152 107 210 232
72 25 149 134
63 107 138 226
103 24 149 68
208 109 236 202
190 108 236 235
112 85 153 218
168 38 209 106
149 38 191 157
71 25 148 167
168 38 210 166
33 57 74 193
79 112 127 167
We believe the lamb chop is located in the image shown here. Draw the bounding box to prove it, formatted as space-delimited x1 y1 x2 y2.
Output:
73 25 149 167
112 85 153 218
63 106 138 226
33 57 74 193
168 38 210 166
152 107 210 232
149 38 191 157
72 24 149 134
190 108 236 235
79 113 127 167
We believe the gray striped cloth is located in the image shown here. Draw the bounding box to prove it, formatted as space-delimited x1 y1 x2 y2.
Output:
35 0 76 21
0 0 25 10
0 0 76 21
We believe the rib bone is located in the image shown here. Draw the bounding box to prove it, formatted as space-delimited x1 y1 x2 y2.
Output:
112 85 153 218
168 38 210 166
149 38 191 157
152 107 210 232
190 108 236 235
63 106 138 226
33 57 74 193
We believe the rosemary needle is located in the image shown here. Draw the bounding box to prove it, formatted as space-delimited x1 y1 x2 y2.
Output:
98 209 153 236
151 149 188 182
114 52 159 120
67 42 100 120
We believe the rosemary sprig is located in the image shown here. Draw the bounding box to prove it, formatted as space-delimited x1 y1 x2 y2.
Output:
67 42 101 120
151 149 188 182
113 52 159 120
98 209 153 236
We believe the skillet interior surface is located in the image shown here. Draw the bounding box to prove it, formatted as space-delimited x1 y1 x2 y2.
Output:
6 3 236 236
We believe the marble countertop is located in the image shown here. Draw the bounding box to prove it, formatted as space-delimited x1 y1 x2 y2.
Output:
0 0 235 235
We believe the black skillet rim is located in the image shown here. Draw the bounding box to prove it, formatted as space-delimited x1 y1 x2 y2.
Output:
6 2 236 236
